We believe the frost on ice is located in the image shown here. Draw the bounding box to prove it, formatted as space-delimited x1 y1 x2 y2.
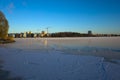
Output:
0 37 120 80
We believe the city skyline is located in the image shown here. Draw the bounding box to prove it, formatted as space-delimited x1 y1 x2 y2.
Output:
0 0 120 34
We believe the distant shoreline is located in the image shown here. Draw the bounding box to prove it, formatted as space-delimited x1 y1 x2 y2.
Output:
13 36 120 38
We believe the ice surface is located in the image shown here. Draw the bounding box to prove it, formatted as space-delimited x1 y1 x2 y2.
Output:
0 37 120 80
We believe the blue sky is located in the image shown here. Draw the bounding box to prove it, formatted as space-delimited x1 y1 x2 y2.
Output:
0 0 120 34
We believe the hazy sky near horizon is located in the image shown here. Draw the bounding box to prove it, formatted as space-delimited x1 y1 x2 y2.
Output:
0 0 120 34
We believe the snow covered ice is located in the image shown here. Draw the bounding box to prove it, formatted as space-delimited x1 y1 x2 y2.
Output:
0 37 120 80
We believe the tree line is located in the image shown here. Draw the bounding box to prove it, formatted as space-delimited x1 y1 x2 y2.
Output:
50 32 93 37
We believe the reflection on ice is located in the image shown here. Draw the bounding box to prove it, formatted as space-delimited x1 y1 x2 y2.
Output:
44 39 48 47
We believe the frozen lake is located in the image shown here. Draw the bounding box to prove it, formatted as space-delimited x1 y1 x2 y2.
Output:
0 37 120 80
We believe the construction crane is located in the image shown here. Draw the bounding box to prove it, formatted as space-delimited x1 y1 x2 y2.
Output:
45 27 50 36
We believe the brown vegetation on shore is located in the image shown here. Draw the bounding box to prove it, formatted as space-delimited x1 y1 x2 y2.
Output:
0 11 15 44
